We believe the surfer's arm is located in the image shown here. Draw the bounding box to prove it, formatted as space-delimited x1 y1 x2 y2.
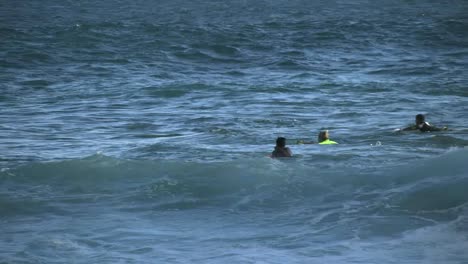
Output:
421 122 447 132
401 125 417 131
428 125 448 131
296 140 315 144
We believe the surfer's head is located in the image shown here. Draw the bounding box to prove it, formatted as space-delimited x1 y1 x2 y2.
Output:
276 137 286 148
415 114 425 125
318 130 329 143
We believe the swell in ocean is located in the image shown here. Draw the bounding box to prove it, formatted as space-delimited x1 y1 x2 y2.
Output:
2 148 467 213
2 149 468 263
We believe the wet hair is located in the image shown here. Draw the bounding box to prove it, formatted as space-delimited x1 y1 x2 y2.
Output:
276 137 286 147
416 114 425 123
318 130 329 142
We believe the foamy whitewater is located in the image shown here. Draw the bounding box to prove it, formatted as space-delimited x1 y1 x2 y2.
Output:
1 0 468 263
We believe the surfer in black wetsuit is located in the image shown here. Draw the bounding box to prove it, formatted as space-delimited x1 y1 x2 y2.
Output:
402 114 447 132
271 137 292 158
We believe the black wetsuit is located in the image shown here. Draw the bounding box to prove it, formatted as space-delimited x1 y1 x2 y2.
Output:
406 122 444 132
271 147 292 158
419 121 449 132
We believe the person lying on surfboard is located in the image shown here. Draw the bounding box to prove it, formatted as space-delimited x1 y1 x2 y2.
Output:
317 130 338 145
297 130 338 145
401 114 447 132
271 137 292 158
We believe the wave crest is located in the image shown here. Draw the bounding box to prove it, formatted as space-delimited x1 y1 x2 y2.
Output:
1 149 467 213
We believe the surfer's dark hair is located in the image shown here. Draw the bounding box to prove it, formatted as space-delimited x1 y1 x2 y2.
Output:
416 114 425 122
276 137 286 147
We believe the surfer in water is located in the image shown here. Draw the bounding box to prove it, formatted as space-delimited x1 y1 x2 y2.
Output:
271 137 292 158
401 114 447 132
318 130 338 144
296 130 338 144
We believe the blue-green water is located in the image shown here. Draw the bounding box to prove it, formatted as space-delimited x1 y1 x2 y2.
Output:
1 1 468 263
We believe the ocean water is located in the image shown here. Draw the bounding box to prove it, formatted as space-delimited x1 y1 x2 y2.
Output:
1 0 468 263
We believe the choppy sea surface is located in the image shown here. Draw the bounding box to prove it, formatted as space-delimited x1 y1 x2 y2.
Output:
1 0 468 263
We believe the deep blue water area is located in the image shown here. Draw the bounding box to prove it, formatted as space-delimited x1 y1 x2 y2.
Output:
1 1 468 263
